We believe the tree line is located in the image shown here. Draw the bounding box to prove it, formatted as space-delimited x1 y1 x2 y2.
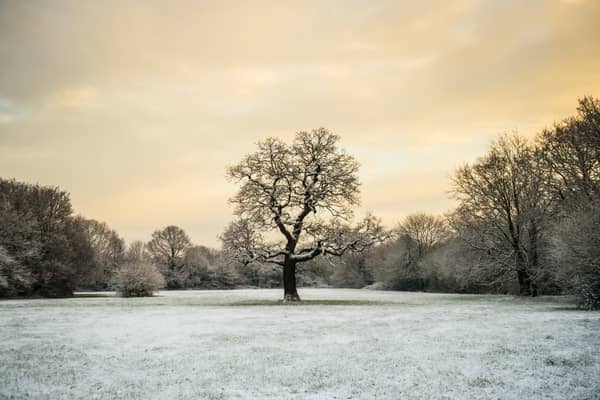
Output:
0 198 240 297
1 97 598 308
304 97 599 308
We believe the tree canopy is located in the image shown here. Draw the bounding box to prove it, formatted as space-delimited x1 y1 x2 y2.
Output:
225 128 387 300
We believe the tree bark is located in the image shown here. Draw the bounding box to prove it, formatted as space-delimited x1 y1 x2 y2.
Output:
528 222 539 297
282 256 300 301
515 246 537 297
517 269 532 296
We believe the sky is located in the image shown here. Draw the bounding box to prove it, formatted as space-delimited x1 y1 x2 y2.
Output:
1 0 600 247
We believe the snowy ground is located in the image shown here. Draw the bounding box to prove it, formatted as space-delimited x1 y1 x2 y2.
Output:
0 289 598 400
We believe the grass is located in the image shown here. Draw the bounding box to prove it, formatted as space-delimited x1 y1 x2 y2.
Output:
1 288 599 400
227 299 386 306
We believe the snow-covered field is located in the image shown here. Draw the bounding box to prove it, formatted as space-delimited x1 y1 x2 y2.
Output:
1 289 598 400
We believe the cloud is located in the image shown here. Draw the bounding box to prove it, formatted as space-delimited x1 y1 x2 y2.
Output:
1 0 599 246
43 86 99 111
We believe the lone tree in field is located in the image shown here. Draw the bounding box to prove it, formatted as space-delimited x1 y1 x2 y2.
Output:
225 128 387 301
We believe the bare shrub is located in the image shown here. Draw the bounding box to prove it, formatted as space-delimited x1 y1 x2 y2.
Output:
114 260 164 297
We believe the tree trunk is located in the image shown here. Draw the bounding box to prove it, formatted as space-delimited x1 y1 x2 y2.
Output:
528 222 539 297
282 257 300 301
513 246 539 297
517 269 533 296
515 247 536 296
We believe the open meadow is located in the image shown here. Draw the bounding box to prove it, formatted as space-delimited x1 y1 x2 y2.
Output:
1 289 598 400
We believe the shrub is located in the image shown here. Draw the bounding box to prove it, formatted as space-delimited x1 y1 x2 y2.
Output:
114 260 164 297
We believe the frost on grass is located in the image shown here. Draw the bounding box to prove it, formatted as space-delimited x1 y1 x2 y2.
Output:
0 289 599 400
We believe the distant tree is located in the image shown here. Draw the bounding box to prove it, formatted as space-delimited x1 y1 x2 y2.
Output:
363 231 485 293
0 178 94 297
415 238 469 293
381 213 449 290
126 241 152 263
328 253 372 288
147 226 192 288
76 217 125 289
294 256 335 288
205 255 239 289
450 134 553 296
538 96 600 204
226 128 388 301
235 260 281 288
367 236 423 291
364 214 447 291
539 97 600 308
550 200 600 309
64 217 97 290
220 219 264 268
0 246 31 297
180 246 212 287
399 213 449 260
220 219 279 287
0 186 38 269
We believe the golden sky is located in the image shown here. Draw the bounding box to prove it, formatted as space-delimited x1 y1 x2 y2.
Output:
1 0 599 246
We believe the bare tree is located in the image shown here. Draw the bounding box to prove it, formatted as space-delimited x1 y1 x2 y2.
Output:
0 178 95 297
77 217 125 289
219 218 264 268
380 213 450 291
550 200 600 309
147 226 192 288
450 134 553 296
127 241 152 263
0 245 31 297
539 97 600 308
538 96 600 204
226 128 388 301
399 213 448 259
